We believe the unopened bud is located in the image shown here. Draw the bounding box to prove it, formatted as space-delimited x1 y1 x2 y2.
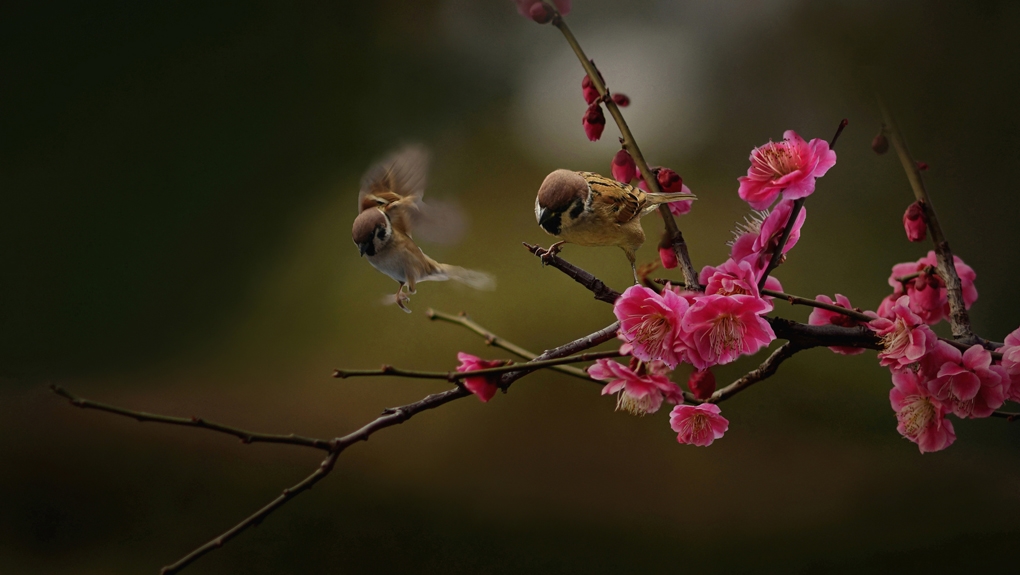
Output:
581 75 600 105
656 168 683 193
871 131 888 154
658 231 677 269
611 149 637 183
915 161 928 171
528 2 554 23
582 102 605 141
612 93 630 107
902 201 927 242
688 369 716 400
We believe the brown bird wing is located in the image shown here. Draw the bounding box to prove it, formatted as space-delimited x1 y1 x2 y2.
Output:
359 145 430 212
581 171 646 224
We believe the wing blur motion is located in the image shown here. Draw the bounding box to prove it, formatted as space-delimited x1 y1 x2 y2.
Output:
359 145 430 212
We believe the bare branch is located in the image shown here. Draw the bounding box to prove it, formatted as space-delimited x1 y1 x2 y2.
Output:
50 385 334 451
877 98 974 342
762 288 873 323
426 308 592 380
550 14 699 289
990 411 1020 422
332 349 623 381
709 342 802 403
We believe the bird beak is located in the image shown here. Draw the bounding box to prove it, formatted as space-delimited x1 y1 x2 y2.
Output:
537 208 554 226
358 241 371 256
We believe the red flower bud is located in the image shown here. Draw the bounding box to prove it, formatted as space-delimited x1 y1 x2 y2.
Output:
581 75 600 105
582 102 605 141
687 369 716 400
528 2 554 23
656 168 683 193
915 161 928 171
902 201 927 242
871 131 889 154
612 93 630 107
658 231 677 269
515 0 570 21
611 149 637 183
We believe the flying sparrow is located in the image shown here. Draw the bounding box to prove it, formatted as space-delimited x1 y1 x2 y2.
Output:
534 169 696 281
352 146 494 312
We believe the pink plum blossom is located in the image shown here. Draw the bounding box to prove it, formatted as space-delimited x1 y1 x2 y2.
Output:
456 353 506 402
669 403 729 446
658 233 678 269
925 342 1006 418
997 327 1020 376
588 358 682 415
889 368 956 453
902 201 927 242
656 168 693 216
808 294 866 356
882 252 977 325
680 294 776 370
687 369 716 400
700 258 781 301
870 296 937 369
729 200 806 270
614 285 689 369
738 130 837 210
582 102 605 141
611 149 636 183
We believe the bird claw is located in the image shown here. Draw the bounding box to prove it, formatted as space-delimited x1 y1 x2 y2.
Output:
538 242 565 265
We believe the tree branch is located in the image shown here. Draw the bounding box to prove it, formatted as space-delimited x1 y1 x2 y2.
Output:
524 242 622 303
425 308 592 380
762 288 873 323
50 385 334 451
709 342 802 403
550 13 699 290
331 349 623 381
877 98 974 342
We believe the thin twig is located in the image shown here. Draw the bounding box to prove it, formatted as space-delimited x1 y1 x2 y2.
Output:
524 242 622 303
762 289 872 323
332 350 621 381
425 308 592 380
50 386 334 451
159 321 621 572
877 98 974 342
709 342 802 403
550 13 699 290
758 119 847 290
990 411 1020 422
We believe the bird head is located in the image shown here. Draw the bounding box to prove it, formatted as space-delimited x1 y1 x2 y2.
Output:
535 169 587 235
352 208 392 257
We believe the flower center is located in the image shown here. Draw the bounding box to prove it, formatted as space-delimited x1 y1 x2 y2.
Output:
898 395 935 438
632 313 671 357
710 314 742 356
617 391 657 416
881 318 911 355
753 141 802 180
678 412 710 441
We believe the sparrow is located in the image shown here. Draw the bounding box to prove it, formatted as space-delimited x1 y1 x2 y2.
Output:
534 169 696 281
352 146 494 312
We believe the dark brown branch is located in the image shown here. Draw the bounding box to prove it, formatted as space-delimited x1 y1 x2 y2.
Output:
524 242 622 303
50 385 333 451
990 411 1020 422
709 342 802 403
768 317 882 351
332 349 623 381
758 119 847 290
425 308 592 380
550 14 699 289
762 289 873 323
877 99 974 342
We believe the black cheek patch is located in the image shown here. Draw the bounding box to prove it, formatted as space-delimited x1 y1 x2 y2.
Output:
568 199 584 220
540 212 562 235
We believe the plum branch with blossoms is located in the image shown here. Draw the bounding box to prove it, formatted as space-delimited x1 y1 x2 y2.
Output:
48 1 1020 572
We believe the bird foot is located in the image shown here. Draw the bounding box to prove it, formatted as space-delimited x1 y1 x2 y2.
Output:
538 241 565 265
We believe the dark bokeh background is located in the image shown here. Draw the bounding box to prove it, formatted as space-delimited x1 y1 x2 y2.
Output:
3 1 1020 573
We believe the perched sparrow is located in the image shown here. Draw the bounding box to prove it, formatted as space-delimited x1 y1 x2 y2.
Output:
352 146 494 312
535 169 696 280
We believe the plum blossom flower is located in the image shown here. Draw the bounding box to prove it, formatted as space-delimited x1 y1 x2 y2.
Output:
925 342 1006 418
611 149 636 183
456 353 507 402
680 294 776 370
614 285 689 369
687 369 716 400
658 231 678 269
889 368 956 453
882 252 977 325
808 294 866 356
902 201 927 242
999 327 1020 402
655 168 693 216
729 200 806 270
669 403 729 446
588 358 682 415
582 102 605 141
738 130 837 210
700 258 781 301
870 296 937 369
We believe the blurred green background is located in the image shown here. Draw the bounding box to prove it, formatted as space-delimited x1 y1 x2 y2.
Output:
3 1 1020 573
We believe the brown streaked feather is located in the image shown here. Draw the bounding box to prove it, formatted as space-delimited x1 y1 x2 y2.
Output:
580 171 645 223
358 145 430 212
